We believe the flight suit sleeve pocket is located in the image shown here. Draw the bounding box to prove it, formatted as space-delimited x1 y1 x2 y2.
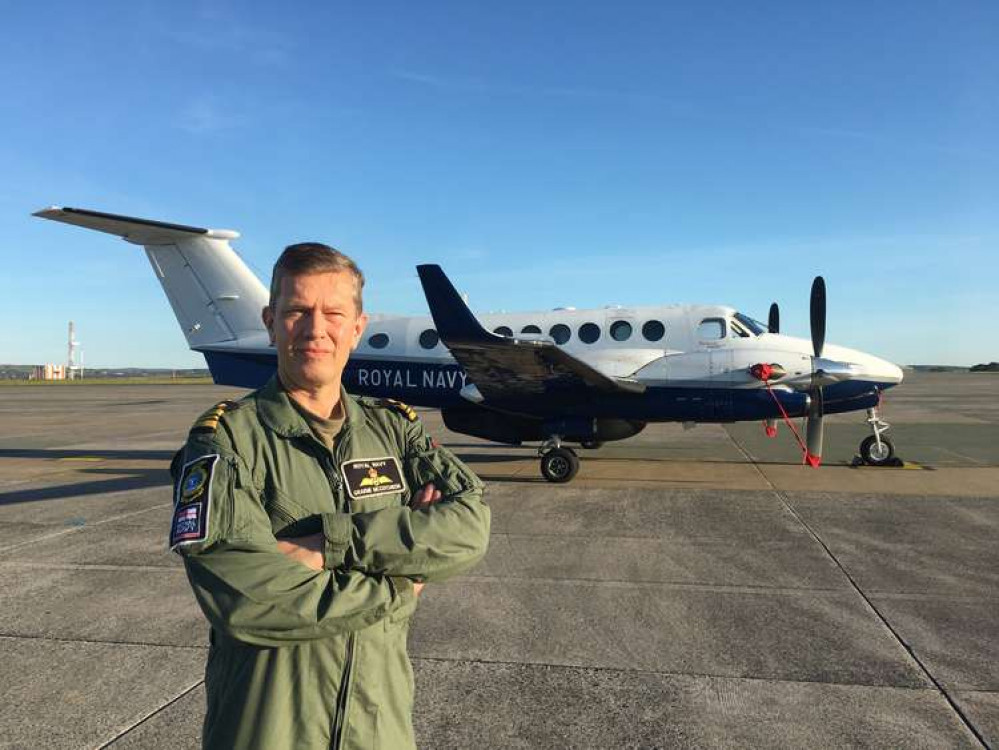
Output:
404 446 483 497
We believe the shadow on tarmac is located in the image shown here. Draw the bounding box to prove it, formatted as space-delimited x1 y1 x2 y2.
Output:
0 448 175 505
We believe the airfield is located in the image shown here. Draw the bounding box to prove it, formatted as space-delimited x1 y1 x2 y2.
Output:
0 371 996 749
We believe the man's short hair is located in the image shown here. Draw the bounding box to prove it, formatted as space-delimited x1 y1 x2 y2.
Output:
268 243 365 312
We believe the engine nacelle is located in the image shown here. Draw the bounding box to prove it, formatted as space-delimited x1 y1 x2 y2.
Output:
441 407 646 445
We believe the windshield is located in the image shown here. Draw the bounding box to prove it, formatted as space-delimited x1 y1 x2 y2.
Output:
734 313 766 335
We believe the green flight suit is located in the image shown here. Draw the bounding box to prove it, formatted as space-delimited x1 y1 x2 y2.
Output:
170 376 490 750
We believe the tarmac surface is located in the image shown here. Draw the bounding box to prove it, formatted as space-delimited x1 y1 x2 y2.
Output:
0 371 996 749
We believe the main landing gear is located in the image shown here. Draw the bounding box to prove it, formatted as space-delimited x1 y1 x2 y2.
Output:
858 406 897 466
539 436 580 483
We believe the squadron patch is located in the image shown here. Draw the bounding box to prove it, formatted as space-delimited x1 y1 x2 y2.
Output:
170 454 219 550
341 457 406 500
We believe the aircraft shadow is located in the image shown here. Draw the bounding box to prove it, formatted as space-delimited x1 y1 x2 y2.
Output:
0 468 171 506
0 448 177 461
0 448 175 506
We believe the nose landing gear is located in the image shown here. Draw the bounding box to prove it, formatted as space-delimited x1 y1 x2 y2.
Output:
858 407 896 466
539 436 580 483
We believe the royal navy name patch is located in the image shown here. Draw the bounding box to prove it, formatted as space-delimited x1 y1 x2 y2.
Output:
341 457 405 500
170 454 219 550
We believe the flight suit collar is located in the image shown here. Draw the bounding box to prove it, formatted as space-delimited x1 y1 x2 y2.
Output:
255 374 367 438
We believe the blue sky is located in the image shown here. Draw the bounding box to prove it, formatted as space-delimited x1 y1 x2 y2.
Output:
1 1 996 367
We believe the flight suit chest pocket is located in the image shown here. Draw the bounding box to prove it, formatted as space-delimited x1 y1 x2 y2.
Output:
340 456 407 511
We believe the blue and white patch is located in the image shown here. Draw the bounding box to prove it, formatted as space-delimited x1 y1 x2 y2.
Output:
170 454 219 551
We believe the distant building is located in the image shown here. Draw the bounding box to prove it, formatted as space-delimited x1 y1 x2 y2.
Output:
33 364 66 380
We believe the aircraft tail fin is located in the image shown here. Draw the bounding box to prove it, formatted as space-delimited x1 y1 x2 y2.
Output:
416 264 499 345
34 207 269 351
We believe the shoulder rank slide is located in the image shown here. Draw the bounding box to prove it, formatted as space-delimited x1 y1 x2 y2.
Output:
381 398 418 422
190 400 240 436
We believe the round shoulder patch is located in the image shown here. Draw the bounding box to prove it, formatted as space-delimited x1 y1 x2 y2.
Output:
182 463 210 499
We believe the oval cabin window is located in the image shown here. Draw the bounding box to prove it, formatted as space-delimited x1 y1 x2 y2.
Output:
642 320 665 342
549 324 571 345
493 326 513 337
419 329 439 349
520 325 542 334
579 323 601 344
368 332 390 349
610 321 632 342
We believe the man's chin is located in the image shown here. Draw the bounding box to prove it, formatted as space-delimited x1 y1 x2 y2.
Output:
279 362 342 390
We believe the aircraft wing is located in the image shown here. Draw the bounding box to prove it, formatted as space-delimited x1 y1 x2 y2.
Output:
416 265 645 403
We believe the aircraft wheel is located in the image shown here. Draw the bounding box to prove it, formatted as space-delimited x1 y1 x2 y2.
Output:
540 447 580 483
580 440 604 450
860 435 895 466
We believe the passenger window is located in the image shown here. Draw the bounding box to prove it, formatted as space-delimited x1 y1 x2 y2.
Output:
368 333 390 349
418 329 439 349
549 324 571 345
610 321 632 342
493 326 513 337
520 325 542 334
697 318 726 340
642 320 665 342
579 322 601 344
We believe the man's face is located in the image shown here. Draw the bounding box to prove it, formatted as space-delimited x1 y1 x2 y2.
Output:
263 271 368 392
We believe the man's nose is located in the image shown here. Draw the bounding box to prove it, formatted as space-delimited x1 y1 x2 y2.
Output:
304 310 327 339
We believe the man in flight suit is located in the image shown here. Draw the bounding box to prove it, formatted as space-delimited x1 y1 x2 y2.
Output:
170 243 490 750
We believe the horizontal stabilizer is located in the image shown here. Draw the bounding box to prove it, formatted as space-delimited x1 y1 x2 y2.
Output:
35 205 266 353
33 206 238 245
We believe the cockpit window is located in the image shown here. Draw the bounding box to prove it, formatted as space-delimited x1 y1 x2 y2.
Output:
729 320 750 338
696 318 726 340
734 313 765 335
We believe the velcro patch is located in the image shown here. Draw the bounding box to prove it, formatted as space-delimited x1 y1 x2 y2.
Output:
170 454 219 550
341 457 406 501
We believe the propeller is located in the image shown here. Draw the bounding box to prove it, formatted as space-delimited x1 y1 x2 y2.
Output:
767 302 780 334
809 276 826 358
806 276 826 466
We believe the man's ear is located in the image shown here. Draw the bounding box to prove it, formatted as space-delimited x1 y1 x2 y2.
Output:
262 306 275 344
352 312 369 351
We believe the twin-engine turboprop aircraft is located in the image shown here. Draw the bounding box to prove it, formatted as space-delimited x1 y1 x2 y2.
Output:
35 206 904 483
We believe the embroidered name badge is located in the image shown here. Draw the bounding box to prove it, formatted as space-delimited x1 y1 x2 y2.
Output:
170 454 219 550
341 457 405 500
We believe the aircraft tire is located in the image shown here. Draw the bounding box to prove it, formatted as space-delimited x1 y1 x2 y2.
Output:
540 447 580 483
860 435 895 466
580 440 604 450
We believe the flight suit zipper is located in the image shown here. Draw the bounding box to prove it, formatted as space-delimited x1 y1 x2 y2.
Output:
330 632 356 750
320 425 356 749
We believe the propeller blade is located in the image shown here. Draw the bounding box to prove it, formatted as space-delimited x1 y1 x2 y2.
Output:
805 388 824 467
768 302 780 334
810 276 826 358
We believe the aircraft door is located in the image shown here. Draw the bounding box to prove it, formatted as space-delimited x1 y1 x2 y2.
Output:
695 317 734 418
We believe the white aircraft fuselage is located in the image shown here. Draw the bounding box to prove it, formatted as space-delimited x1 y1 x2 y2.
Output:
34 206 904 477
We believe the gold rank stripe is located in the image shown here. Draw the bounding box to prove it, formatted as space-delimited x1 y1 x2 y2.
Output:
385 399 418 422
192 402 234 432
